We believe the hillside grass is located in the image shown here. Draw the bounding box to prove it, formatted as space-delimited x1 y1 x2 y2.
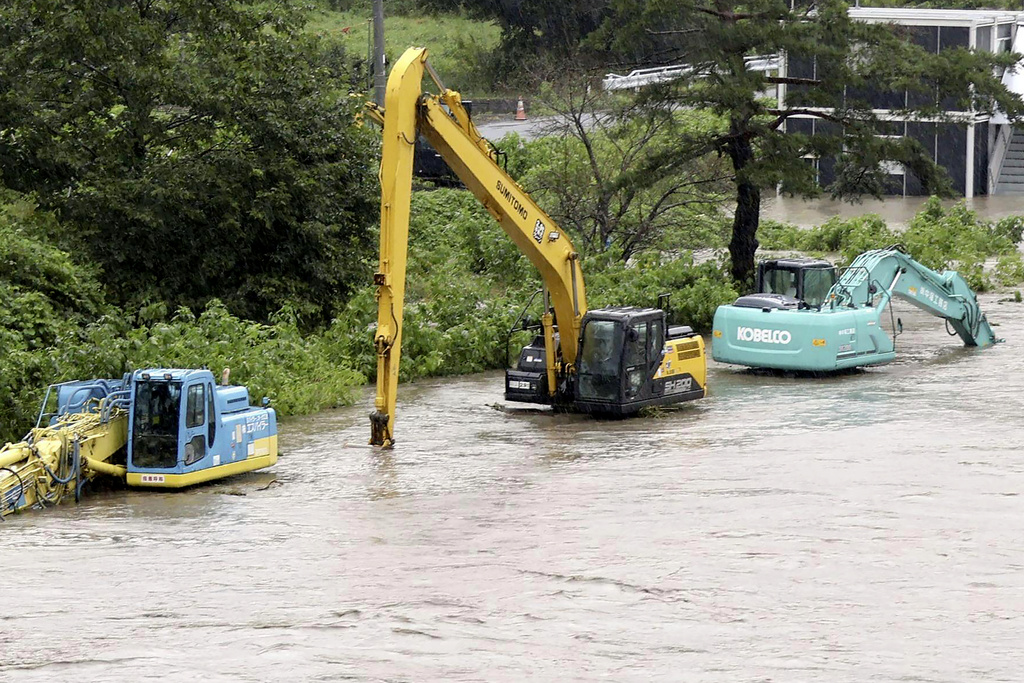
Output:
308 9 501 96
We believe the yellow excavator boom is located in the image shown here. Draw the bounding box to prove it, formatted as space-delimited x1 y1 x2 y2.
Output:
0 409 128 518
370 47 587 447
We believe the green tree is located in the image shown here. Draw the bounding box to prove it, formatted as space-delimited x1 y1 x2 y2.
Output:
594 0 1024 285
503 77 731 260
0 189 105 352
0 0 378 327
462 0 612 85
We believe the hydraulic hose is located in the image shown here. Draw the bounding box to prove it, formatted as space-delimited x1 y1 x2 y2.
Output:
0 466 26 517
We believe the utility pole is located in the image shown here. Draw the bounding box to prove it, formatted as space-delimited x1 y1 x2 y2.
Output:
373 0 386 106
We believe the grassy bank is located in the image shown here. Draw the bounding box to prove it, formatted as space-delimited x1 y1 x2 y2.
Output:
308 9 500 95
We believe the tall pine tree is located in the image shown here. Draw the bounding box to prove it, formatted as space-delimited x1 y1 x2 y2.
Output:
595 0 1024 284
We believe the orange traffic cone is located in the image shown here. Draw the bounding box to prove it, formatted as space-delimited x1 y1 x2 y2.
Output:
515 96 527 121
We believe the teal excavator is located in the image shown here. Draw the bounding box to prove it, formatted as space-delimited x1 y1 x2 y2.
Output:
712 246 999 371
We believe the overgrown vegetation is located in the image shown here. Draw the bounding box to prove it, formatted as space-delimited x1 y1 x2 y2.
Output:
0 0 378 328
0 192 367 442
759 198 1024 290
308 6 500 95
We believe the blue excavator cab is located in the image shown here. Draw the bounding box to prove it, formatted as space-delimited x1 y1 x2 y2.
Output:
126 369 277 487
43 368 278 488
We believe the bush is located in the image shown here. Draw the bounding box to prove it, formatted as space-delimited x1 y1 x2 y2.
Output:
0 193 106 351
586 253 738 331
0 301 365 443
900 199 1024 290
758 214 896 261
323 189 537 382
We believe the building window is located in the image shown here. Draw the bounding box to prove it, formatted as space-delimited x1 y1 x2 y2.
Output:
977 25 993 53
997 23 1012 53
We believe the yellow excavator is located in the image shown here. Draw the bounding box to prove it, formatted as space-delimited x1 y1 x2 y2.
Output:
367 48 708 447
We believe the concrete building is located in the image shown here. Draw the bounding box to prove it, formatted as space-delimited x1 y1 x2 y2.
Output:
783 8 1024 197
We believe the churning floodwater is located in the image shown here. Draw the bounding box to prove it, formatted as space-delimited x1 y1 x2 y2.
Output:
2 294 1024 682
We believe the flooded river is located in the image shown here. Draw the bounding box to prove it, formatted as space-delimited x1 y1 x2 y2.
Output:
3 294 1024 681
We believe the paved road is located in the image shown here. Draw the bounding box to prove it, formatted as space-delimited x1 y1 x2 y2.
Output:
475 116 559 142
476 113 601 142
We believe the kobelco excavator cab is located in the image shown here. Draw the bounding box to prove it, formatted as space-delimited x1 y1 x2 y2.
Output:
505 307 706 415
743 258 838 310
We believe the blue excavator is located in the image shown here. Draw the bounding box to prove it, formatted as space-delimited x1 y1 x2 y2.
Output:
1 368 277 517
712 246 999 371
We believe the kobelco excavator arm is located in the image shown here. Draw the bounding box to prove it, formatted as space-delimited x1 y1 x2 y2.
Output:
368 48 587 447
829 246 997 347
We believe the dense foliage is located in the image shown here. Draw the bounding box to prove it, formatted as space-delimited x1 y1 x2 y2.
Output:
0 0 378 327
0 192 104 352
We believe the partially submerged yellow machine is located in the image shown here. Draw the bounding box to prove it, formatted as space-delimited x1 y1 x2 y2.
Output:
0 369 277 518
367 48 708 447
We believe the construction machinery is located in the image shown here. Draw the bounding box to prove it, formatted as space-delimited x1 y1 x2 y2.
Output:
0 369 277 518
711 246 999 372
366 47 707 447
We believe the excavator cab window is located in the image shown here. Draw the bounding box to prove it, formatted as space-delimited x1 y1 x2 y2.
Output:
762 268 798 299
132 380 182 469
577 319 623 401
757 260 837 309
648 319 665 369
802 267 838 308
624 322 648 399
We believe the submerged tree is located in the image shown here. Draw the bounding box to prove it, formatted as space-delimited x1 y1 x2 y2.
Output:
0 0 378 327
594 0 1024 285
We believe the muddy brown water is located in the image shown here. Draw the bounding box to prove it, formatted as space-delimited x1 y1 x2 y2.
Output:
2 294 1024 682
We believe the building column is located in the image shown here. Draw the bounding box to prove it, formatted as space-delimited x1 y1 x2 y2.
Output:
966 122 975 198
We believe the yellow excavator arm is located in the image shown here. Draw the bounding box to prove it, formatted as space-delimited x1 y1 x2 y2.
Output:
369 47 587 447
